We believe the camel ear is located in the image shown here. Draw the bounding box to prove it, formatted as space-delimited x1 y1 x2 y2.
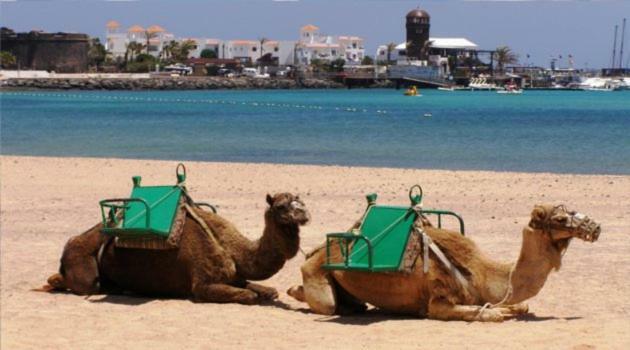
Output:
266 194 274 206
531 205 547 222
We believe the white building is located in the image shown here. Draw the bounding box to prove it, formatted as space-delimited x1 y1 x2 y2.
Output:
375 38 478 63
105 21 174 59
295 24 365 65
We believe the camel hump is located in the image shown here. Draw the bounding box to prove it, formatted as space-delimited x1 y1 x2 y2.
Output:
424 226 481 271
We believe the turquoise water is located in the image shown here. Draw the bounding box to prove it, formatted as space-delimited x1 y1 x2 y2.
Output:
1 89 629 174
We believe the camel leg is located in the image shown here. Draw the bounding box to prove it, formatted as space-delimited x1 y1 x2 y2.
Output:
493 303 529 318
427 298 504 322
192 282 259 304
290 249 338 315
245 282 278 301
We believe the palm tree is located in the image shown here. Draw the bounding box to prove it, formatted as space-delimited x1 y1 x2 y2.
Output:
144 30 159 54
171 40 195 63
421 40 434 60
258 37 268 60
160 40 178 62
493 46 519 73
125 41 145 62
386 42 397 64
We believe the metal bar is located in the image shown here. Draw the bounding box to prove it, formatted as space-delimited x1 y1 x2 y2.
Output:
99 198 151 229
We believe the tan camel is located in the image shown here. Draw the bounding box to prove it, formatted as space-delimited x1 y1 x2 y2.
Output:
288 204 601 321
43 193 310 304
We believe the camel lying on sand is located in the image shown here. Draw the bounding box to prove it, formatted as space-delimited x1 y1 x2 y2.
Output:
44 193 310 304
288 204 601 321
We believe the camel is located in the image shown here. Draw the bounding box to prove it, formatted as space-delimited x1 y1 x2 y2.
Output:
287 204 601 321
43 193 310 304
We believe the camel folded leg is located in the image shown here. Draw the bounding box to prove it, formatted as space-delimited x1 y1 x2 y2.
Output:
192 282 259 304
245 282 278 301
287 249 338 315
427 299 504 322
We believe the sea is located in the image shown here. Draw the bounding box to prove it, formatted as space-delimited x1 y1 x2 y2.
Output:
1 89 629 174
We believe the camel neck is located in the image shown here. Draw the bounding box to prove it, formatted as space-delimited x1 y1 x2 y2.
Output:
237 212 300 281
502 226 560 304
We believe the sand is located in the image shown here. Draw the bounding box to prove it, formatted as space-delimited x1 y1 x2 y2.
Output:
1 155 629 349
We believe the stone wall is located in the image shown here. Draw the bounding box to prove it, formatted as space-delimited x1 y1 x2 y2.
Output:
0 77 345 90
1 28 89 73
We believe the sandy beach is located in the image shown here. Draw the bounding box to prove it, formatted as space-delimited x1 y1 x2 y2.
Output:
1 155 629 349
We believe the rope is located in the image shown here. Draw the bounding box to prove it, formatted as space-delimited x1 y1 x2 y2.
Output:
475 263 515 320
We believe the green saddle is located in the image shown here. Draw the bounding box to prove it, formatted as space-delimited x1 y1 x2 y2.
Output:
100 164 188 239
322 185 465 272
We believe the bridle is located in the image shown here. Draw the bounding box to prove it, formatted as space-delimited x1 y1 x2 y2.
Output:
529 205 600 242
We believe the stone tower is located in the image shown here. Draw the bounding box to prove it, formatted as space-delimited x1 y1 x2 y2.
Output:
406 8 431 60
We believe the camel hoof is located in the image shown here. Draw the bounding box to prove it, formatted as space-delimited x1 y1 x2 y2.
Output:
286 285 305 302
257 287 279 301
239 290 259 305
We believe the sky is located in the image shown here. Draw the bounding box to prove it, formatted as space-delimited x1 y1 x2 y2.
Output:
1 0 629 69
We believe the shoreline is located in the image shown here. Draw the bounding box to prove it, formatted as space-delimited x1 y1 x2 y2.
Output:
2 153 628 177
2 155 629 349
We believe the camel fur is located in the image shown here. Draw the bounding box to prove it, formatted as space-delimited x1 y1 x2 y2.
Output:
287 204 601 321
44 193 310 304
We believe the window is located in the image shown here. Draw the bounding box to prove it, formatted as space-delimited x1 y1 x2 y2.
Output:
331 50 336 55
352 43 357 49
252 47 257 52
274 47 279 52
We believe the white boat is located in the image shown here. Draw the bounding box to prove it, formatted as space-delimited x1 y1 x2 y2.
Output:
497 89 523 94
579 77 623 91
469 77 500 90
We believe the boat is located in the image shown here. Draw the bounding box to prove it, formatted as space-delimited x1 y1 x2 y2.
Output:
469 77 500 91
497 83 523 94
579 77 623 91
404 85 420 96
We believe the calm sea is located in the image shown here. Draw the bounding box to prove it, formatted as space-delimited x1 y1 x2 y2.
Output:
1 89 629 174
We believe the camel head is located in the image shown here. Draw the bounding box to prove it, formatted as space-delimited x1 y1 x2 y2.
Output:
52 237 101 295
266 193 310 226
529 204 601 244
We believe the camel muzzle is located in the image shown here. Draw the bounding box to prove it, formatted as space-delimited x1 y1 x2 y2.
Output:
571 212 601 243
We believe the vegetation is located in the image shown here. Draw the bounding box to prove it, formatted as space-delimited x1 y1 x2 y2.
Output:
328 58 345 72
361 56 374 65
0 51 16 68
258 37 268 60
144 30 159 54
200 49 218 59
125 53 157 73
493 46 519 73
87 38 108 71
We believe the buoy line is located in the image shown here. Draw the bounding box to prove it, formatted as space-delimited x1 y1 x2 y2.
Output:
1 91 388 114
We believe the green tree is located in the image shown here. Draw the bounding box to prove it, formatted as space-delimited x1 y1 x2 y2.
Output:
125 41 145 63
0 51 16 68
200 48 217 59
144 30 159 54
171 40 196 62
361 55 374 65
160 40 179 63
329 58 345 72
88 38 108 70
493 46 519 73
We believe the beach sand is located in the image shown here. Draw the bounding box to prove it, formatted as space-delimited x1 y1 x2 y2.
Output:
1 156 629 349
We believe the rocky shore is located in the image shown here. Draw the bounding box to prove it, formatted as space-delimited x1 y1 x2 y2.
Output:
0 76 347 90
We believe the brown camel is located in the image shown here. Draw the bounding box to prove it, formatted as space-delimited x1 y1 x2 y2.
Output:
44 193 310 304
287 204 601 321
